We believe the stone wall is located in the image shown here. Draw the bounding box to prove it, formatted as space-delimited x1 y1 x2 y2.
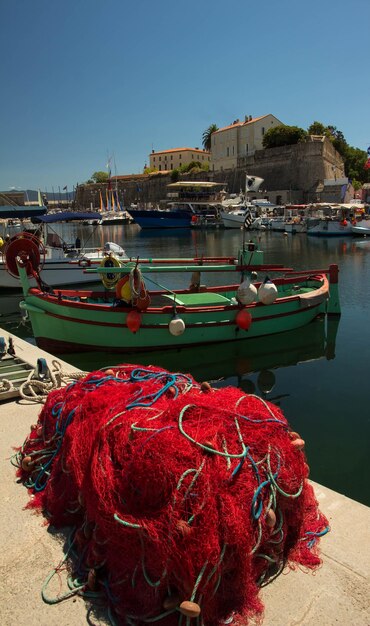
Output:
76 138 345 208
237 137 344 201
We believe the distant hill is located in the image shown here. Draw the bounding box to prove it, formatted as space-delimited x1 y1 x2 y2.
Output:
23 189 71 201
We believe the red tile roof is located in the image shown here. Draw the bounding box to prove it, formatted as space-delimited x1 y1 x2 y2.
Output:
214 115 269 134
150 147 210 155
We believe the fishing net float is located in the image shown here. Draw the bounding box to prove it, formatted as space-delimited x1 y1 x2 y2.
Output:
13 364 329 626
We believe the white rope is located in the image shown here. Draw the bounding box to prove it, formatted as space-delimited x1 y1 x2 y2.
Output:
0 378 15 394
19 359 88 403
129 267 141 302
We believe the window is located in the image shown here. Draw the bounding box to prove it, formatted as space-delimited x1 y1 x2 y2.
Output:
245 144 248 154
227 147 229 156
159 165 161 171
262 127 265 135
232 146 234 155
159 156 161 161
171 155 173 160
153 157 156 162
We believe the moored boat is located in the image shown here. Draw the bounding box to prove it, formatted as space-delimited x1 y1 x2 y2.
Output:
351 218 370 236
0 211 128 289
306 204 353 236
13 237 341 354
128 181 225 229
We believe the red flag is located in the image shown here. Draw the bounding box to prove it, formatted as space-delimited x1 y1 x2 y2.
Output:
364 159 370 170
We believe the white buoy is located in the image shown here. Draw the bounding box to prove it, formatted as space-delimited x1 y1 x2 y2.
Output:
258 276 278 305
237 272 258 305
169 316 186 336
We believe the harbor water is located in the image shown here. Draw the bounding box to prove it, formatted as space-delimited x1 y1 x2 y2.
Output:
1 223 369 507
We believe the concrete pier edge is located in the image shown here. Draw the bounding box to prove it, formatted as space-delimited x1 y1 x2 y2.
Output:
1 329 369 625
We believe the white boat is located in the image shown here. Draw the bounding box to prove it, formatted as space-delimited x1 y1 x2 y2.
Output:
0 211 127 289
220 176 283 230
351 219 370 236
100 210 132 225
220 203 256 229
306 204 353 237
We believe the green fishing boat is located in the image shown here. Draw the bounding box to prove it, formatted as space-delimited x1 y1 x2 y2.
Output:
12 238 340 354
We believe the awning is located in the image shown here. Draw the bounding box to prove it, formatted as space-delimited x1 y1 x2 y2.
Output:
0 205 47 219
32 211 101 223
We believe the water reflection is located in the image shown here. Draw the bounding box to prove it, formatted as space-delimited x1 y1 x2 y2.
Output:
66 316 339 390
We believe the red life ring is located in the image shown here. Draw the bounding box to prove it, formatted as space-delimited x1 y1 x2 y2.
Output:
78 258 91 267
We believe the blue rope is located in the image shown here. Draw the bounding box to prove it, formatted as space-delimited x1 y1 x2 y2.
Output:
34 408 76 492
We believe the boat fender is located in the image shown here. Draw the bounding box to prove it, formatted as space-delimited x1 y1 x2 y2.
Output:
126 310 142 333
237 276 257 305
258 276 278 305
169 316 186 336
78 258 91 267
235 309 252 330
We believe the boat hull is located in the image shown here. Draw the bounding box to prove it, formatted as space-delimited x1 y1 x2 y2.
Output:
351 220 370 236
307 221 353 236
21 287 329 353
128 209 192 229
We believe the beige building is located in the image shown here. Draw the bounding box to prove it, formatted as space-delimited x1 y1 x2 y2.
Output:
149 147 210 171
211 114 284 171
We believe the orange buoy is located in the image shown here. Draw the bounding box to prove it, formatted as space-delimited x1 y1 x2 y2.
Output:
291 438 305 450
200 381 212 392
176 519 192 536
266 508 276 528
21 455 34 471
179 601 201 618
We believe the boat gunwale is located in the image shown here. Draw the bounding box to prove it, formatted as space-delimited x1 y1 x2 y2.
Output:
25 274 328 315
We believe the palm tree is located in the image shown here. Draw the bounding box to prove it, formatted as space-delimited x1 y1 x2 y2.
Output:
202 124 218 151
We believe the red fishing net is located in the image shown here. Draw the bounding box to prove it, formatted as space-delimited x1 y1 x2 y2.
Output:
14 364 329 625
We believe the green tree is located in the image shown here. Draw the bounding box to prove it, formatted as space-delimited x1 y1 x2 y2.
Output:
202 124 218 151
91 171 109 183
308 121 327 136
345 146 368 185
307 122 369 183
262 125 308 148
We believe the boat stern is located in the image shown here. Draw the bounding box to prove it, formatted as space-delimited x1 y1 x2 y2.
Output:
327 264 341 315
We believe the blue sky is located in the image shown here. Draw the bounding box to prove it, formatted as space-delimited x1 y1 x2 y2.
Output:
1 0 369 192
